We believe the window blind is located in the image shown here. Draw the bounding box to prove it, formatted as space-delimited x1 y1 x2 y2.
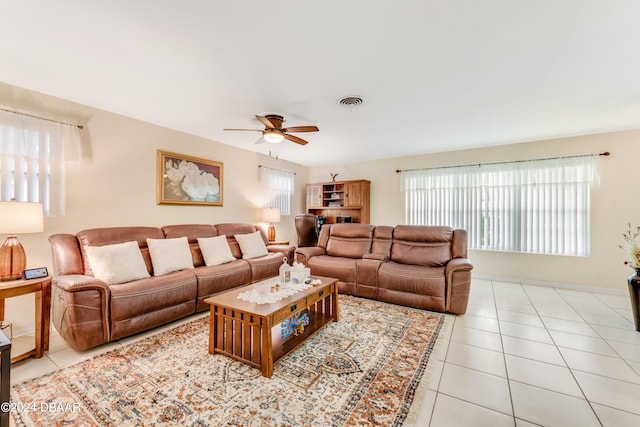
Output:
401 156 600 256
260 166 294 215
0 109 81 216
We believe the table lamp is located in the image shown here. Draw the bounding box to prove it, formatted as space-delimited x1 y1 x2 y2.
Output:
0 201 44 281
262 208 281 242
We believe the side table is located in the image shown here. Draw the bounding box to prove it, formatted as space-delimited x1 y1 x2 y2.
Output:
0 276 51 363
268 240 290 245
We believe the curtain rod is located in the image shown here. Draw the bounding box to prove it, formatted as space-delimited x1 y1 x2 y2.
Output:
258 164 296 175
0 107 84 129
395 151 610 173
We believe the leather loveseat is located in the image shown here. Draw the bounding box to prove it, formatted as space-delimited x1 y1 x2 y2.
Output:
295 224 472 314
49 223 294 351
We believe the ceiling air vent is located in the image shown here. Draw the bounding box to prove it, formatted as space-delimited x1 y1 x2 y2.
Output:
338 96 364 107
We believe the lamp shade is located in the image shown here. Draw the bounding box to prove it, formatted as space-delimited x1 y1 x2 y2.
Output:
0 201 44 234
262 208 281 224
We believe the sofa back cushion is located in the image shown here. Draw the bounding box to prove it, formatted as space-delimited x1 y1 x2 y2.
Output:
76 226 164 276
49 233 84 276
214 223 268 259
371 225 393 257
162 224 218 267
391 225 453 267
325 224 374 259
317 224 332 249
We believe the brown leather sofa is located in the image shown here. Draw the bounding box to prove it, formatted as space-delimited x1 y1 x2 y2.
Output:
295 224 472 314
49 223 294 351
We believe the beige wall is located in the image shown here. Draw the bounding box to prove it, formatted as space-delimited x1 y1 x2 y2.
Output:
310 130 640 293
3 81 638 337
0 83 309 335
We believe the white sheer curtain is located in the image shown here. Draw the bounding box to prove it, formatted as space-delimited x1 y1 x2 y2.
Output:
260 166 294 215
0 109 81 216
401 156 600 256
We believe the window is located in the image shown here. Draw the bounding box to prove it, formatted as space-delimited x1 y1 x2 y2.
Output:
260 166 294 215
401 156 600 256
0 110 80 216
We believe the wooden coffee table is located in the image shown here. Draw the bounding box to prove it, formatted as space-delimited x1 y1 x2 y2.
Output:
205 276 339 378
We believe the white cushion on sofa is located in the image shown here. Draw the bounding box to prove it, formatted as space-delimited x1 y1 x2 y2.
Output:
197 235 236 266
235 231 269 259
85 241 151 285
147 236 194 276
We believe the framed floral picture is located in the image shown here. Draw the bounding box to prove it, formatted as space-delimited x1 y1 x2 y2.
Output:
157 150 223 206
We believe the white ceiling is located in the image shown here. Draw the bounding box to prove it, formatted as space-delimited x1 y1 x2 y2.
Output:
1 1 640 166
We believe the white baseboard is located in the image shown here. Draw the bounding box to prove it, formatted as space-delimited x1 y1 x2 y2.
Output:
5 324 36 339
473 273 628 296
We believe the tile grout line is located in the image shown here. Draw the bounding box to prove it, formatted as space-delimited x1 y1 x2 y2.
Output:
558 289 640 380
585 290 640 377
427 313 455 427
493 279 519 427
524 282 605 427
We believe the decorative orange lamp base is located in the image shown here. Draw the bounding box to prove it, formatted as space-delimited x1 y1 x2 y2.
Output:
267 223 276 241
0 236 26 281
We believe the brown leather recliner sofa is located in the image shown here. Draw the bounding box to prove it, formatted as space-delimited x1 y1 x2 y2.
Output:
49 223 295 351
295 224 472 314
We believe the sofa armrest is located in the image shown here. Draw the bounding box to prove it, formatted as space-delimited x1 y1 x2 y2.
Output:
445 258 473 315
53 274 111 293
362 253 389 261
52 275 111 351
295 247 326 265
445 257 473 275
267 244 296 264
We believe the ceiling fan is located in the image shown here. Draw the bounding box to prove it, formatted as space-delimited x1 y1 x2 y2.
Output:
224 114 319 145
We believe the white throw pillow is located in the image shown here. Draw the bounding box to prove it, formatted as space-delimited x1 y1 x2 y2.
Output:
198 235 236 266
235 231 269 259
85 241 150 285
146 236 194 276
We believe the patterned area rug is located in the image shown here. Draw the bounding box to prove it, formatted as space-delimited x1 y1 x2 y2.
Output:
11 295 448 426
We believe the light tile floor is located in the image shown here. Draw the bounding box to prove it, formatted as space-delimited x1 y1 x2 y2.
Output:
420 279 640 427
8 278 640 426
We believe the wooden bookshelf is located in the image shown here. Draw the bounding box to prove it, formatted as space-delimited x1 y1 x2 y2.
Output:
306 179 370 224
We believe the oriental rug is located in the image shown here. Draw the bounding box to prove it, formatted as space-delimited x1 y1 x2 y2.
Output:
10 295 449 427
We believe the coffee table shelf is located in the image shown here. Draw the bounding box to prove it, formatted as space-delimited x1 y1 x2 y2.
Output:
205 276 339 378
272 309 332 363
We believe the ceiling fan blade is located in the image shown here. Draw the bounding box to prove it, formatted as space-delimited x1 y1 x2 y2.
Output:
284 134 309 145
223 128 262 132
282 125 319 133
255 115 275 129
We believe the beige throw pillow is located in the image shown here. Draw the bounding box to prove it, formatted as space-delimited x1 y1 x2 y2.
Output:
146 236 194 276
197 235 236 266
85 241 150 285
235 231 269 259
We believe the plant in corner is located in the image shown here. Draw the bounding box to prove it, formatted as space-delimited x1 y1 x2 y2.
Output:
620 223 640 331
620 223 640 270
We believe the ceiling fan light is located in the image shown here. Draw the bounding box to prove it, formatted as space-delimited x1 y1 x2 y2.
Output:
263 129 284 143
